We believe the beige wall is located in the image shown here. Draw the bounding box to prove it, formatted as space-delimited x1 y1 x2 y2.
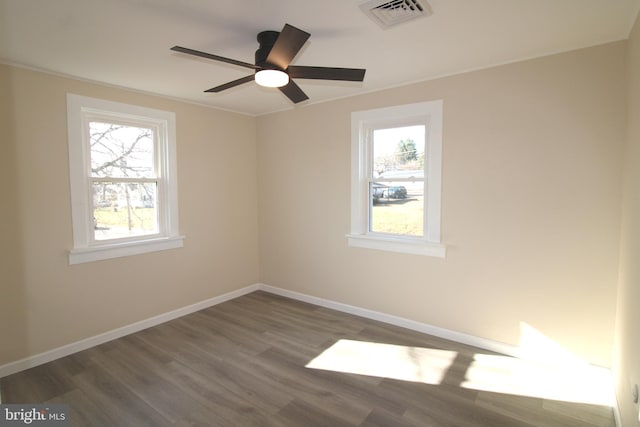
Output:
0 64 28 366
0 38 629 377
614 11 640 427
257 42 626 367
0 64 260 366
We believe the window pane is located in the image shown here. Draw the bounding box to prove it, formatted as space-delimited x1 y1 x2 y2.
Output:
370 125 426 237
373 125 425 179
93 182 158 240
90 121 155 178
370 181 424 237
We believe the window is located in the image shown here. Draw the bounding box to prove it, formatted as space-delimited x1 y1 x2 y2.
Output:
67 94 183 264
347 100 445 257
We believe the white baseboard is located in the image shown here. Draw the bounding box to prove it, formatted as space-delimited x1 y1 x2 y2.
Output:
0 284 260 378
612 394 623 427
257 283 520 358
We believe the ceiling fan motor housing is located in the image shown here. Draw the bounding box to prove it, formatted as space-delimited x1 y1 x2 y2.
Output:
255 30 280 69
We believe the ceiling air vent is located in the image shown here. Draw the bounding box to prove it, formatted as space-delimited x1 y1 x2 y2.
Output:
360 0 432 29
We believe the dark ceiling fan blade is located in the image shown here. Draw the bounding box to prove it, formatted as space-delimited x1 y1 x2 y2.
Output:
171 46 258 70
278 80 309 103
288 66 366 82
205 75 255 92
266 24 310 70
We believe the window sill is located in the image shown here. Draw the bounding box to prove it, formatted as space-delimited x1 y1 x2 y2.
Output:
69 235 185 265
346 234 446 258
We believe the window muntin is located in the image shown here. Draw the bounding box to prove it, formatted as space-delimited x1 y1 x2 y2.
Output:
348 100 444 257
67 94 183 264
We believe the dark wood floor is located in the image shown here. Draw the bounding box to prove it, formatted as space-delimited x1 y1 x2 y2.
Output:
1 291 615 426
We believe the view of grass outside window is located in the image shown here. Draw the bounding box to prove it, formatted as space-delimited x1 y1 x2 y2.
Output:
90 121 159 240
370 125 425 237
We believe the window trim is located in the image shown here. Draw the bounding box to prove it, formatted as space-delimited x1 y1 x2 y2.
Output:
347 100 445 257
67 94 183 264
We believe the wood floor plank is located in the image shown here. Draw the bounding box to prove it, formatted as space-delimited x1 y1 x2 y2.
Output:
0 359 76 403
276 398 358 427
541 400 616 427
361 407 426 427
0 291 616 426
231 349 374 425
70 363 173 427
474 391 575 427
46 388 119 427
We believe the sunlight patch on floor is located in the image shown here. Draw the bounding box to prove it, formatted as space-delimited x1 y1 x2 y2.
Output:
305 339 457 385
459 322 615 406
461 353 614 406
305 337 614 407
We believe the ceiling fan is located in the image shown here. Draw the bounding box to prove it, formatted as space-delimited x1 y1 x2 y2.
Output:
171 23 366 104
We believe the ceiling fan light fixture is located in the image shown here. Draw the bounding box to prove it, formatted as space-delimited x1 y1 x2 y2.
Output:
255 69 289 88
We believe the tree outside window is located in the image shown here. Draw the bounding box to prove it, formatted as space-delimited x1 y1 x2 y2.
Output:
89 122 159 241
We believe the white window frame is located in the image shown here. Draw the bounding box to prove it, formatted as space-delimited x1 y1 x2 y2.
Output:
347 100 445 257
66 94 184 264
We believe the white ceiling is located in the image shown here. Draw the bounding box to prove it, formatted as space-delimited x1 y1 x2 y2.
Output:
1 0 639 116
